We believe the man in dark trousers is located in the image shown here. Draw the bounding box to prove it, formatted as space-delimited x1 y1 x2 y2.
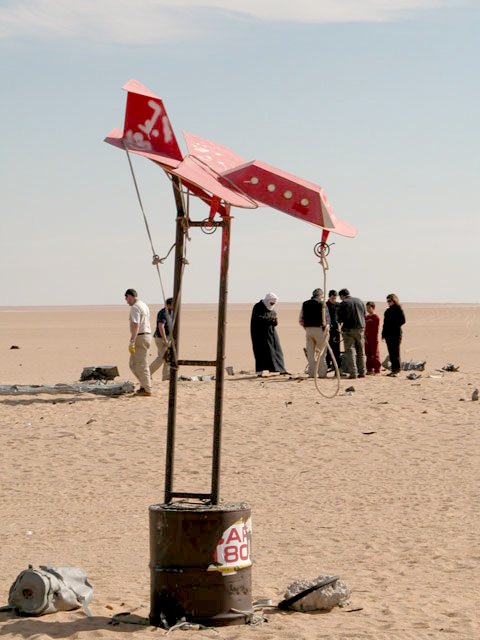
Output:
326 289 341 371
299 288 330 378
337 288 366 379
150 297 173 381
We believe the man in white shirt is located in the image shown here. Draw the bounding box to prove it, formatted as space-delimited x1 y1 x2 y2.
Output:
125 288 152 396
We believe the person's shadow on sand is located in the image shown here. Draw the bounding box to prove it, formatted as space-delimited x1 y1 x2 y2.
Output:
0 613 149 637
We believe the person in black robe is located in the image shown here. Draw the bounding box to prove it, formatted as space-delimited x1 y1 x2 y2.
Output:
250 292 286 374
382 293 406 376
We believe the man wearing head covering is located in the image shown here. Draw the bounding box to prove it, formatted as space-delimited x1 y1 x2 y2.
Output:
125 288 152 396
299 288 330 378
250 292 287 375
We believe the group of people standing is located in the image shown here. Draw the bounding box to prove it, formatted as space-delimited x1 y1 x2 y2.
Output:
125 287 406 394
250 289 406 379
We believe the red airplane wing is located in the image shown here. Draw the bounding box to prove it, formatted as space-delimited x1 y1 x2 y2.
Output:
184 132 247 173
171 157 257 209
221 160 356 237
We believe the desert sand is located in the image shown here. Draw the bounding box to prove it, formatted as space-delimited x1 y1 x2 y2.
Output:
0 302 479 639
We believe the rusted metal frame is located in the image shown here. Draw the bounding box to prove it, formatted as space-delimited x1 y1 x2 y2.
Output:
178 359 217 367
164 190 230 505
211 206 231 504
175 179 228 217
168 491 212 500
164 176 188 504
187 220 223 228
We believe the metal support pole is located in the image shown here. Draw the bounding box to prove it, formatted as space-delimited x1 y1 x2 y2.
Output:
211 207 231 504
164 176 187 504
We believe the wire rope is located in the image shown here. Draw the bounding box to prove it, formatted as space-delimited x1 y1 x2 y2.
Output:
123 144 190 363
312 244 341 399
123 142 169 303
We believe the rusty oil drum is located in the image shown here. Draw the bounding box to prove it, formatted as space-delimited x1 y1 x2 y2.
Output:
149 501 252 627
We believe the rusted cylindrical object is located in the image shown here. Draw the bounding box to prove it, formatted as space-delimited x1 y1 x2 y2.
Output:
149 502 252 628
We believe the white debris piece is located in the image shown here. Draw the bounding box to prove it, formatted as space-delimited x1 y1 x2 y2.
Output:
284 575 351 611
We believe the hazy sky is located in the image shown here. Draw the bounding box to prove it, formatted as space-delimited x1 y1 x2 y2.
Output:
1 0 478 306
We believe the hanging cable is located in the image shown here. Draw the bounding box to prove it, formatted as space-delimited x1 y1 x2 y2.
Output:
122 142 169 304
312 242 341 399
123 144 191 364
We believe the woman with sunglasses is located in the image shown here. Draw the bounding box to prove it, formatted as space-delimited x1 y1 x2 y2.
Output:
381 294 406 377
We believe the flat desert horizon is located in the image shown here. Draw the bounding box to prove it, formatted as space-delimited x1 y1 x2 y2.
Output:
0 302 479 639
1 302 479 383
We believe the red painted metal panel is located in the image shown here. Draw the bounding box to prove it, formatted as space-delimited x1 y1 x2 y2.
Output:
184 132 246 173
172 157 257 209
122 80 183 162
104 128 181 169
221 160 356 237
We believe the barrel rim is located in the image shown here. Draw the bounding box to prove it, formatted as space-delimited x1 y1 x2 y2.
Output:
149 501 250 513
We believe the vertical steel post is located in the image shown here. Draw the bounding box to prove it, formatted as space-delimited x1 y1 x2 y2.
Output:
164 177 187 504
211 207 231 504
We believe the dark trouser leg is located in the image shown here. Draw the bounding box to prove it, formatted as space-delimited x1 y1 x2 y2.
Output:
355 330 366 376
386 336 401 373
342 331 356 375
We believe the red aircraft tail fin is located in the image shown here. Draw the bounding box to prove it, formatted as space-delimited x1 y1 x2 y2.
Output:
121 79 183 162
